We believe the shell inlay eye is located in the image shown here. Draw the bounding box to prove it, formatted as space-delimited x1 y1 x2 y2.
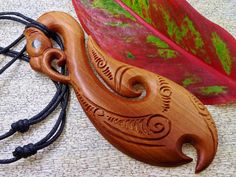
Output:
32 39 42 49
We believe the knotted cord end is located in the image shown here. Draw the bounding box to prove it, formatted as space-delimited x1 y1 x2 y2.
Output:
11 119 30 133
13 143 37 158
0 12 68 164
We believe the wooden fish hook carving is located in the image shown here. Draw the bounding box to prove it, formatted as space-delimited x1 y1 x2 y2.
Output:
24 12 218 173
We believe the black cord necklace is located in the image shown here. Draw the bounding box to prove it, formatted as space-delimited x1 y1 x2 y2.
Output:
0 12 70 164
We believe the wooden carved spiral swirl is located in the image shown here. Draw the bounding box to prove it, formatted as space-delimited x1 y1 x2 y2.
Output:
25 12 218 173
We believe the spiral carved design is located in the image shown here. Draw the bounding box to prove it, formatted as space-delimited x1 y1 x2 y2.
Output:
75 92 171 144
157 76 172 112
91 49 113 80
92 49 107 68
95 110 171 142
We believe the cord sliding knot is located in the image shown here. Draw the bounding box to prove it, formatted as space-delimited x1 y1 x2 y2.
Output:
11 119 30 133
13 143 37 158
0 12 68 164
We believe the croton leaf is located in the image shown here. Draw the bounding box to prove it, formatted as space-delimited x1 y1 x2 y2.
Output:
72 0 236 105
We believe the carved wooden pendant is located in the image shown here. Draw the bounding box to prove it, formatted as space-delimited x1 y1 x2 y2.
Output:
24 12 218 173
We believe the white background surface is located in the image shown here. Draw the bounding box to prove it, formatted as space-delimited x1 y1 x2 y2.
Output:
0 0 235 176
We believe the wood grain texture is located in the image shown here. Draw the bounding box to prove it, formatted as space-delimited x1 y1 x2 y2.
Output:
24 12 218 173
73 0 236 105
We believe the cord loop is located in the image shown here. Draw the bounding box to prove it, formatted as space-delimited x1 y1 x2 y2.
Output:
0 12 69 164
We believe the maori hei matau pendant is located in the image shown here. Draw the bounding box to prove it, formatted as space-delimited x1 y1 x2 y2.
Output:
24 12 218 173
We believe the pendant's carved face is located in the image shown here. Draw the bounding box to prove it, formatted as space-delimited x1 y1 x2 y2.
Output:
25 28 52 57
24 27 68 83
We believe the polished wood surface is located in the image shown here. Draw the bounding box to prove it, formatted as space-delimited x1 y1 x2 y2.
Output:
24 12 218 173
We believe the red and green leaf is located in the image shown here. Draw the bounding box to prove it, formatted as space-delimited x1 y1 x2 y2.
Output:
73 0 236 105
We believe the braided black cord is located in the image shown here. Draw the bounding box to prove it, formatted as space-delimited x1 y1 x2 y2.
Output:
0 12 70 163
